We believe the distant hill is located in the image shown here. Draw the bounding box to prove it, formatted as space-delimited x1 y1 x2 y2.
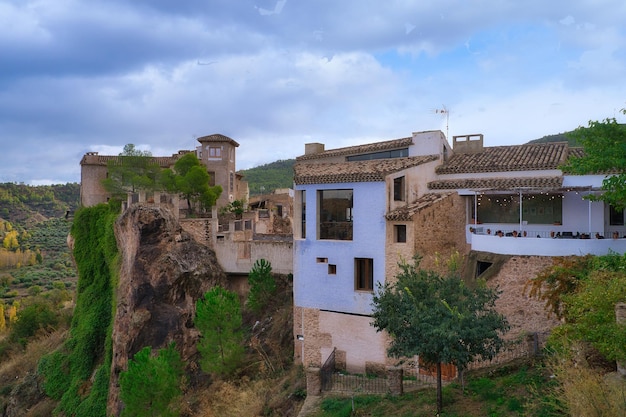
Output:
240 159 295 196
0 182 80 227
526 131 579 146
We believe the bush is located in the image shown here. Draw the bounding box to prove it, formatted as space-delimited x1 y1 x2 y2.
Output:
119 344 184 417
247 259 276 313
9 300 58 345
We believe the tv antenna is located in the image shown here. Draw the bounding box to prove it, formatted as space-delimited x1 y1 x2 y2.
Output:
433 105 450 139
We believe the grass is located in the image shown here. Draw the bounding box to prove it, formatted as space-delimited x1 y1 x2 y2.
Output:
309 362 563 417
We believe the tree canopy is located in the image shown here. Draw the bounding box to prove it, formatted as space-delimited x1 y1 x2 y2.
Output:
160 153 222 215
560 112 626 210
371 255 508 412
101 144 160 199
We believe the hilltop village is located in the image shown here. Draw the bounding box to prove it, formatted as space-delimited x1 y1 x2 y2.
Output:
80 130 626 380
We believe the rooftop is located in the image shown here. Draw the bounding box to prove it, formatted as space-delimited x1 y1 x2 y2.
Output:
296 136 414 161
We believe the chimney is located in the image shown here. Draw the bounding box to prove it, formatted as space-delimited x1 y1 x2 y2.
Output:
452 134 484 154
305 143 325 155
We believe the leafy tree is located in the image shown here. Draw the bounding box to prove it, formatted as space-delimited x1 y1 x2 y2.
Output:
0 303 5 332
195 286 244 375
560 112 626 209
119 343 184 417
160 153 222 215
247 258 276 313
371 256 509 413
101 144 161 200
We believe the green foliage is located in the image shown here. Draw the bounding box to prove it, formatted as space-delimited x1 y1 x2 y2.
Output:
195 286 244 375
102 144 161 200
240 159 295 196
220 198 246 216
119 343 184 417
9 299 59 345
247 259 276 313
161 153 222 214
371 255 509 413
0 182 80 226
38 204 118 417
560 113 626 209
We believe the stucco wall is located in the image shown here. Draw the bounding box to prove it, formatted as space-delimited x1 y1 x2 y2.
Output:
294 181 387 315
293 306 388 374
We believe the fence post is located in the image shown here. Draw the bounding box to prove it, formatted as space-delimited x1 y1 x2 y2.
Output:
306 367 322 396
387 366 403 396
616 303 626 376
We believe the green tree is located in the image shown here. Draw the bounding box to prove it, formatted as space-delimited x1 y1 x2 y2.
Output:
101 144 161 201
247 258 276 313
371 256 509 413
195 286 244 375
160 153 222 215
119 343 184 417
560 112 626 209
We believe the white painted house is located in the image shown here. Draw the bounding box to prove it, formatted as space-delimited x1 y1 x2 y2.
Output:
293 130 626 374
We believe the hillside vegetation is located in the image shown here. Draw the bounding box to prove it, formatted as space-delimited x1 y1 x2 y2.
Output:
240 159 295 196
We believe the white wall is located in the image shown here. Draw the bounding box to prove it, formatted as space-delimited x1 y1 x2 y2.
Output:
294 181 387 315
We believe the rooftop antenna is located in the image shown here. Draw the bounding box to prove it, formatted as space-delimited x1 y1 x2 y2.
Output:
434 105 450 139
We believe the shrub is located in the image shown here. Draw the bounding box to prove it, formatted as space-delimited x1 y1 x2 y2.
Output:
119 344 184 417
247 259 276 313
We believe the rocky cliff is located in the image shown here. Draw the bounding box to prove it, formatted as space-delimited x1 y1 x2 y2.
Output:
108 205 226 415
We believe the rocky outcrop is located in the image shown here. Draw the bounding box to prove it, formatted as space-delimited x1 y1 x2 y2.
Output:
108 205 226 416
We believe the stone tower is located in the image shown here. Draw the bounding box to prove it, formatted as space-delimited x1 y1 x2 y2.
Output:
196 134 240 210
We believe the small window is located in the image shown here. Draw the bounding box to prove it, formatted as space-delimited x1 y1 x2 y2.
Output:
316 257 328 263
355 258 374 291
209 147 222 158
395 224 407 243
393 177 405 201
328 264 336 275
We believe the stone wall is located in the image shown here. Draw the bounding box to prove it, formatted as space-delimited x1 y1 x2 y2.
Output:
179 218 215 248
413 193 469 271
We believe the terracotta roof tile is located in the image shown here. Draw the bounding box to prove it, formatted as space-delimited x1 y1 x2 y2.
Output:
196 134 240 147
80 153 182 167
296 136 414 161
386 192 455 221
436 142 569 174
428 176 563 190
294 155 438 185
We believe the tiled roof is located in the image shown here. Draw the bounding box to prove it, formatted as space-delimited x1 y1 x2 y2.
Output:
196 134 240 147
428 176 563 191
296 136 414 161
294 155 438 185
80 153 181 167
386 192 455 221
436 142 570 174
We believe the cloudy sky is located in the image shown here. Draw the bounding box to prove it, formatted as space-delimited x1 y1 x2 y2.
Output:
2 1 625 185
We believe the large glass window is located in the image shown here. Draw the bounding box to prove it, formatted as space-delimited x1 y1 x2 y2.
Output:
318 189 353 240
474 193 563 224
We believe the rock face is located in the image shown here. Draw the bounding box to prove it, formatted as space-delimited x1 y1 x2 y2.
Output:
108 205 226 415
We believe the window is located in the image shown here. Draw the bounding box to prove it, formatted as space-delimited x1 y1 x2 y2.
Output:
355 258 374 291
393 177 405 201
229 172 234 193
316 257 328 263
346 148 409 161
328 264 336 275
610 205 624 226
209 147 221 158
318 189 353 240
300 190 306 239
207 171 216 187
394 224 407 243
475 193 562 224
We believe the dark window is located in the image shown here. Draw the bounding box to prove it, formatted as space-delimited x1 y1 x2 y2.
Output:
276 204 283 217
355 258 374 291
476 193 562 224
476 261 492 277
319 189 353 240
208 171 216 187
393 177 405 201
301 191 306 239
395 224 407 243
328 264 337 275
610 205 624 226
346 148 409 161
